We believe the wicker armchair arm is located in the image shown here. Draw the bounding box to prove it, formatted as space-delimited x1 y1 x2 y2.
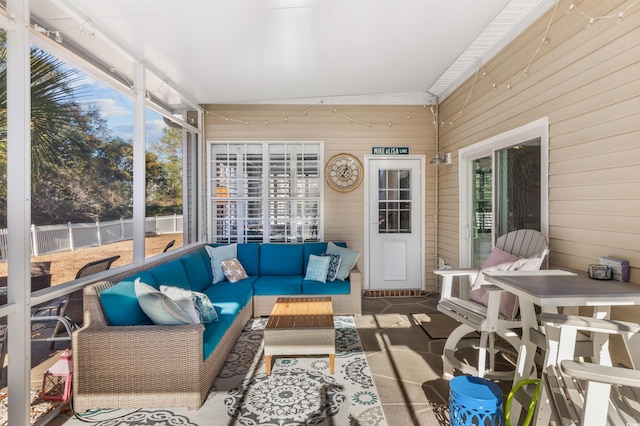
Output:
74 322 203 363
349 266 362 294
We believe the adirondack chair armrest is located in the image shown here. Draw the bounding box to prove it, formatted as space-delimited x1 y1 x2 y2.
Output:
561 360 640 388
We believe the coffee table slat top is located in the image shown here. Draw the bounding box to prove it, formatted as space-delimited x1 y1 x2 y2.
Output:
266 297 334 329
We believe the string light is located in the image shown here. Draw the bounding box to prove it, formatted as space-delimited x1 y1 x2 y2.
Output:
203 104 431 128
33 24 64 44
444 0 638 126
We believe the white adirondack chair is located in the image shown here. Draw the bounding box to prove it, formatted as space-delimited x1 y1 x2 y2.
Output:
537 313 640 425
434 229 549 379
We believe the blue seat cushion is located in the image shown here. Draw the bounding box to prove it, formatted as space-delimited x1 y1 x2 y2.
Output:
253 276 302 295
202 320 225 360
237 243 260 276
100 271 156 326
179 250 213 293
202 301 240 359
260 244 304 276
149 259 191 290
205 277 256 308
303 242 346 270
302 278 350 295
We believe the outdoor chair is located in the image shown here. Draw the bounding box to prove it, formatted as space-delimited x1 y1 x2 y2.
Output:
32 255 120 349
536 313 640 425
434 229 549 380
162 239 176 252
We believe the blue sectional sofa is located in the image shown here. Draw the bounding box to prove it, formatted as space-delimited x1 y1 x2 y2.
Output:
72 241 362 411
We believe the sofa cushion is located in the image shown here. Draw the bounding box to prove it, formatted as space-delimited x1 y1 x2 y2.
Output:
204 277 256 308
326 242 360 280
202 302 239 359
253 276 302 295
237 243 260 276
179 249 213 292
304 254 331 283
100 271 156 326
135 280 193 325
302 278 350 295
205 243 237 283
149 259 191 290
260 244 304 276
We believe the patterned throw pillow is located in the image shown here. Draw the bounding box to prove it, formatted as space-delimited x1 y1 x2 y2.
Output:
220 257 249 283
305 254 331 283
192 291 219 323
322 253 342 282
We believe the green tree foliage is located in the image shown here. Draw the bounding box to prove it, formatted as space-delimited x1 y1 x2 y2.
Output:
147 126 182 214
0 35 142 226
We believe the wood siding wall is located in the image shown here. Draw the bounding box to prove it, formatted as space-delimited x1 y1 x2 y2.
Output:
203 105 437 290
437 0 640 320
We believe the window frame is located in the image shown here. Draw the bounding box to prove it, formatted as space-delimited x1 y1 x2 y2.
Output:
458 117 549 267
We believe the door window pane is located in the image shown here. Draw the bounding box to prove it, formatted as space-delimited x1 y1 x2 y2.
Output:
495 139 541 236
472 156 492 267
378 169 411 234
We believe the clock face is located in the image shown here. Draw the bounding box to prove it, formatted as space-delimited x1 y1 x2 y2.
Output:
325 154 363 192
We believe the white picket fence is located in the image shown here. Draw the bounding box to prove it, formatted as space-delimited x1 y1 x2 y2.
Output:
0 214 182 260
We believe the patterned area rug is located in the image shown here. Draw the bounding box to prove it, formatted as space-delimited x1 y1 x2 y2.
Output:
62 316 387 426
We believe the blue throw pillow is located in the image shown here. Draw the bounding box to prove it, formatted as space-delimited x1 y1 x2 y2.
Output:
322 253 342 282
304 254 331 283
326 242 361 280
205 244 237 283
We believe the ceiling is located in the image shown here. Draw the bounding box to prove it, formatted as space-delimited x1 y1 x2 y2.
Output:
27 0 556 113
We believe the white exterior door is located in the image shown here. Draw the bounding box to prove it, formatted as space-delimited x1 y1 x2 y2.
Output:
365 156 424 290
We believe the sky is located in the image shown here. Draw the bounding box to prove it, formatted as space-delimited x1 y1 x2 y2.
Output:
77 74 167 144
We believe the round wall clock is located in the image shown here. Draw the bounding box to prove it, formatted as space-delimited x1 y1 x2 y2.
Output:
325 153 363 192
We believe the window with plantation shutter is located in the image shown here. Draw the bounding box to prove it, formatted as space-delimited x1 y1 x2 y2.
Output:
208 142 322 243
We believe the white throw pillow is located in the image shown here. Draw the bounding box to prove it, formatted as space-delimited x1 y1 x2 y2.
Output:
326 242 360 281
134 279 192 325
204 243 237 284
159 285 201 324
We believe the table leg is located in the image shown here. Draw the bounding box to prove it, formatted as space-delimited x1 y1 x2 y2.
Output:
329 354 335 374
265 355 272 375
509 300 541 425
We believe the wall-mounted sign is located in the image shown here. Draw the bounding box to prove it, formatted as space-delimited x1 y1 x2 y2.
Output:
371 146 410 155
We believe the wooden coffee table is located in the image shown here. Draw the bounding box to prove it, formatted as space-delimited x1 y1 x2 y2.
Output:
264 297 335 375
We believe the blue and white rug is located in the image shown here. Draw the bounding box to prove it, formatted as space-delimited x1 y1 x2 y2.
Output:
62 316 387 426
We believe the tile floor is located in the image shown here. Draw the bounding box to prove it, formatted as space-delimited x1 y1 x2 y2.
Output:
356 295 452 425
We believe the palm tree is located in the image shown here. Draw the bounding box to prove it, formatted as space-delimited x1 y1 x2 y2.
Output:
0 32 88 225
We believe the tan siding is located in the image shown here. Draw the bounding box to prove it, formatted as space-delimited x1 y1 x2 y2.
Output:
204 105 438 290
437 0 640 329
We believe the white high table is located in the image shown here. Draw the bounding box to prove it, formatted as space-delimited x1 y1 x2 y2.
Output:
484 270 640 423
